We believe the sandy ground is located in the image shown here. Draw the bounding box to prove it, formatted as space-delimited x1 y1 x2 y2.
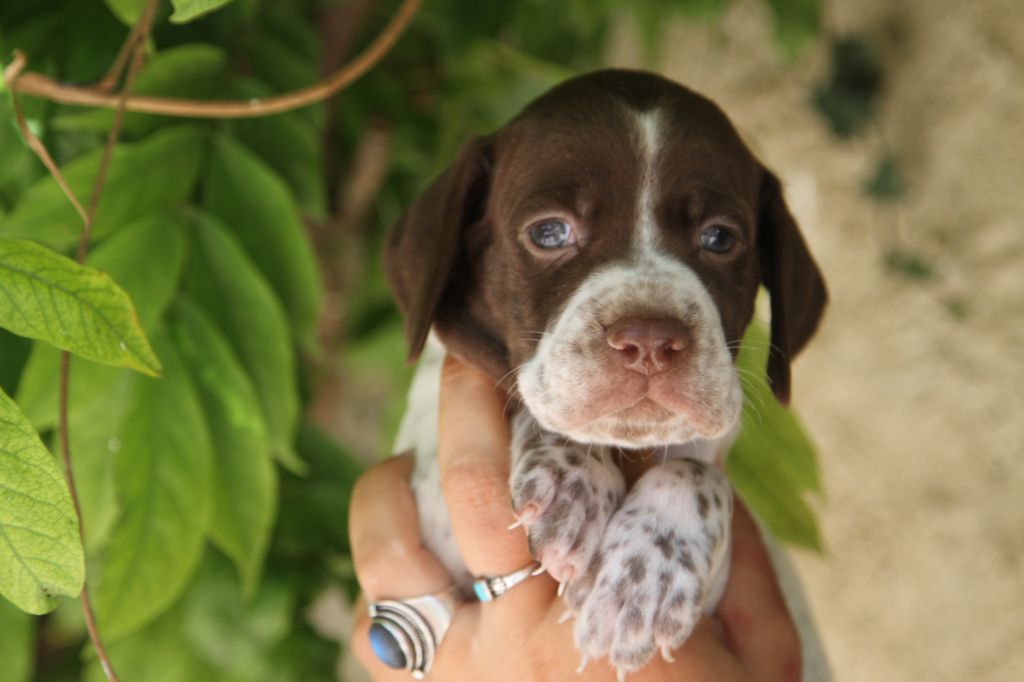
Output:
604 0 1024 679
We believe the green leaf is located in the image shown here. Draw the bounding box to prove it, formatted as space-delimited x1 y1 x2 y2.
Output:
0 387 84 614
16 360 137 556
85 553 291 682
187 212 304 473
57 378 135 554
102 0 147 25
0 236 161 376
202 134 323 348
246 35 322 127
13 215 186 549
0 93 43 197
0 330 31 397
0 126 204 250
227 78 326 218
172 299 276 596
53 45 229 135
728 322 823 550
0 598 34 681
170 0 235 24
277 421 364 566
15 213 187 428
180 554 293 679
85 601 222 682
341 319 416 453
94 334 213 639
729 445 822 550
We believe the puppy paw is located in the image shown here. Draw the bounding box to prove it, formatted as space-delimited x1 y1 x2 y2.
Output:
509 425 625 586
567 460 732 678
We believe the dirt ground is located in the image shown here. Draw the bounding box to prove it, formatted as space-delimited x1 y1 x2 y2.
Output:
604 0 1024 679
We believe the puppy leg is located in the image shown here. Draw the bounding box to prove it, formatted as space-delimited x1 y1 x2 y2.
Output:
568 459 732 679
509 411 626 588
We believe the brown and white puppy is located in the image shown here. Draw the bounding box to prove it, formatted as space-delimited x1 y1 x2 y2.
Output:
387 69 827 679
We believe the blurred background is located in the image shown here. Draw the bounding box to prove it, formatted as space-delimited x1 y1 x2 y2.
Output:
1 0 1021 680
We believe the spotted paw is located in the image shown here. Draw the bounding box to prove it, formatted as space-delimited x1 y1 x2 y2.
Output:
508 415 625 586
567 459 732 679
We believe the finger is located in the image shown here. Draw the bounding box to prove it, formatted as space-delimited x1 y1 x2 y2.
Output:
656 618 746 681
716 500 802 681
437 355 533 576
349 454 451 599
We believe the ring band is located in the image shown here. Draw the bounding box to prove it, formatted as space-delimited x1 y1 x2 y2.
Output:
472 561 542 602
368 591 456 679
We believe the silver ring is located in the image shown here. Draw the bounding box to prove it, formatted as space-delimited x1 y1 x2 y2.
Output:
368 591 456 679
472 561 542 602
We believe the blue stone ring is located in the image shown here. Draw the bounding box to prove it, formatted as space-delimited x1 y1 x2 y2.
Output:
472 561 542 602
368 591 456 679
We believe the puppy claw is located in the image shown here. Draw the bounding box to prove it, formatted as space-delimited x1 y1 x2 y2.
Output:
617 667 627 682
510 429 625 607
576 656 589 674
531 564 547 576
558 608 574 624
557 580 568 598
511 502 542 528
508 504 542 531
660 645 675 663
544 560 577 586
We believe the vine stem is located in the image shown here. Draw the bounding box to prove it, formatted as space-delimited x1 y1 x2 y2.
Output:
1 1 422 678
3 0 421 119
25 0 161 680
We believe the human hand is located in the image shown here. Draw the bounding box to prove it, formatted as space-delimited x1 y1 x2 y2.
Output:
350 357 802 681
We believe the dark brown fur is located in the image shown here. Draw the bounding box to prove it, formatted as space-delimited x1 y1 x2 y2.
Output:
385 69 826 402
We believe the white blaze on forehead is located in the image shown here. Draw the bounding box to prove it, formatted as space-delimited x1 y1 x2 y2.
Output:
634 109 662 254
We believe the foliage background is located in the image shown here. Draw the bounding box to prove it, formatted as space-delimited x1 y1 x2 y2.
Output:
9 0 1016 681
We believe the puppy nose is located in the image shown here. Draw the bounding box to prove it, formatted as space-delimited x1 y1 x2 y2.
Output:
606 317 690 375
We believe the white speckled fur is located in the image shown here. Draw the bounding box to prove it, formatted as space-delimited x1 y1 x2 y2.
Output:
393 345 831 680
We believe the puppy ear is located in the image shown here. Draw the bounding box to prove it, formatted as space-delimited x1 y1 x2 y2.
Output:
758 170 828 404
385 137 494 361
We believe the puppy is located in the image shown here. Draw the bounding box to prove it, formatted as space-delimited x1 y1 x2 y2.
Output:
387 69 827 678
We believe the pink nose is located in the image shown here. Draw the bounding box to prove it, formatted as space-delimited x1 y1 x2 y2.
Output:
606 317 690 375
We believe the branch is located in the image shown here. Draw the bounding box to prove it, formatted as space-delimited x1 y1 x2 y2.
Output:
6 91 88 223
76 0 157 262
3 0 421 119
45 1 162 680
97 7 150 92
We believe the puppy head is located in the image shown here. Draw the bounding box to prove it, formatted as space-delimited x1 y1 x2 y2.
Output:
386 70 826 447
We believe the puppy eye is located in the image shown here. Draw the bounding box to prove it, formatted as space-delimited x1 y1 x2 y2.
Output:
528 219 575 250
699 225 736 254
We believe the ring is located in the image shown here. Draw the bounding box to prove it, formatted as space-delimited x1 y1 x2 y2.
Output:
368 590 456 679
472 561 542 602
